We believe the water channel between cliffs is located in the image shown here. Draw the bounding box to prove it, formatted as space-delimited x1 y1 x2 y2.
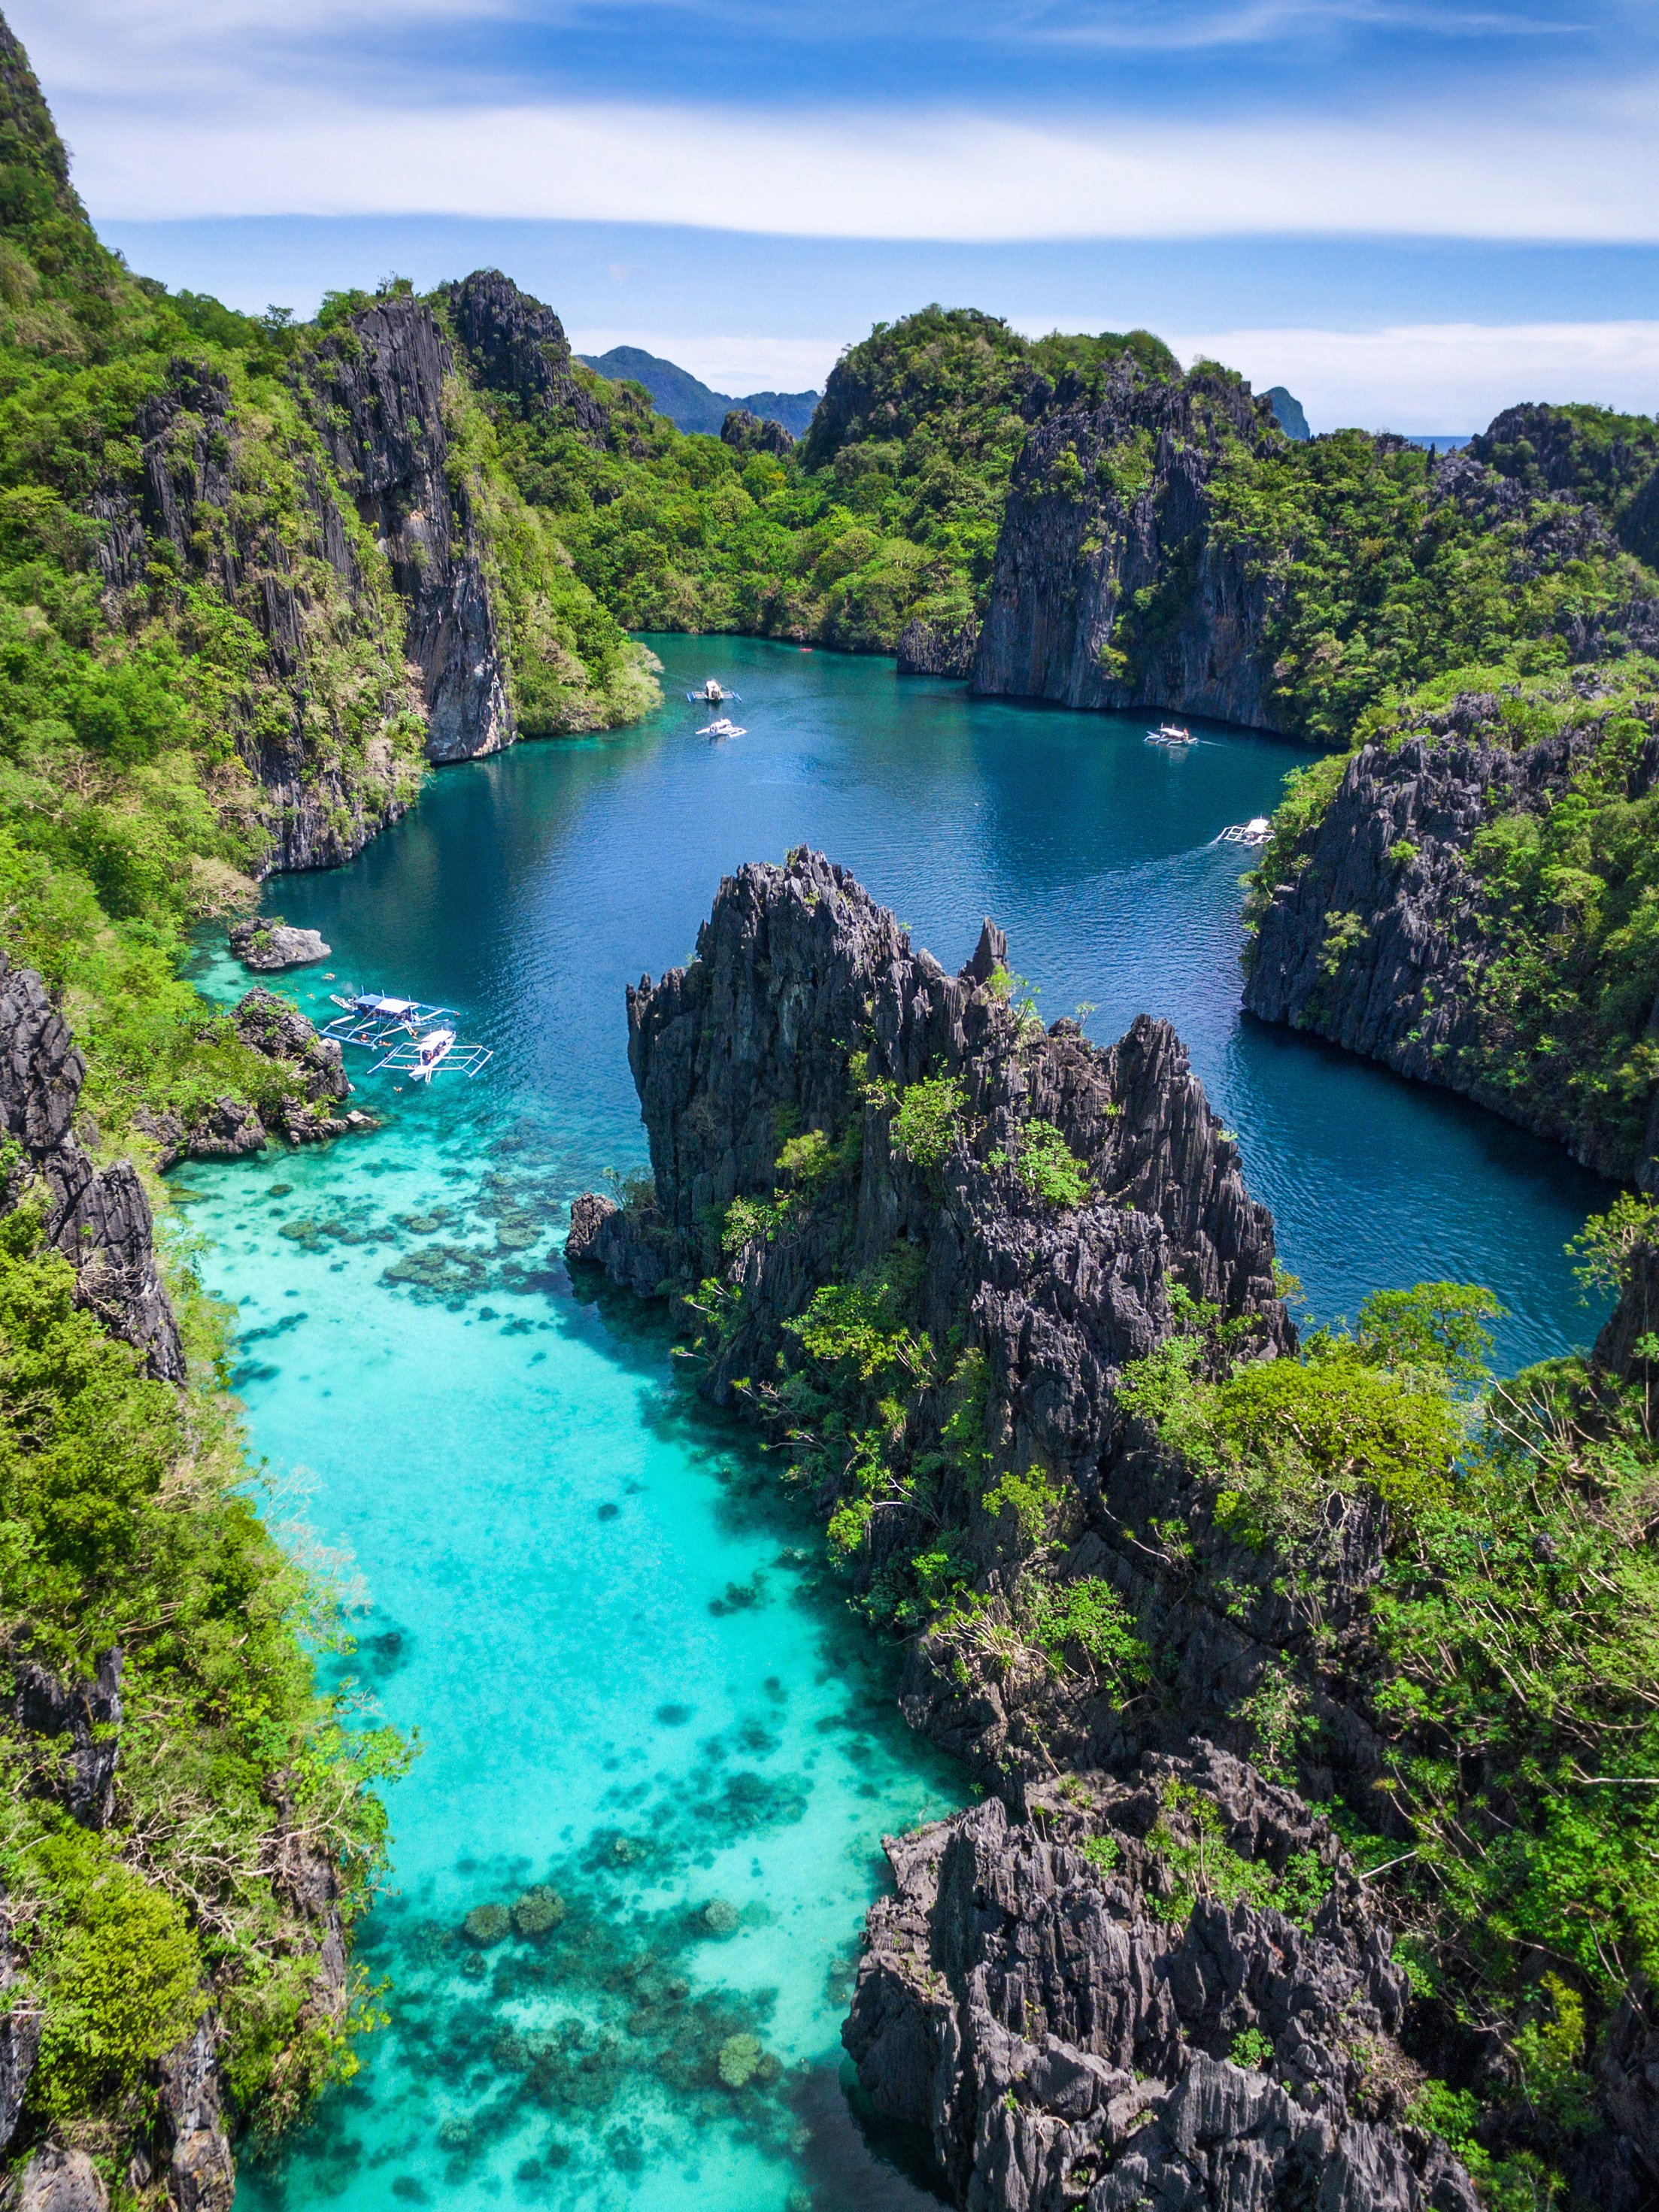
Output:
185 636 1612 2212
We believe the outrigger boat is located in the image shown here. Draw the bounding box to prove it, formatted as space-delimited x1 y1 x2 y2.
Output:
1145 722 1196 747
687 677 741 706
698 717 747 740
322 992 493 1079
1215 816 1272 847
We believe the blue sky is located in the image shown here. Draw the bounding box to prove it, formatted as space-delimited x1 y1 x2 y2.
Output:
18 0 1659 429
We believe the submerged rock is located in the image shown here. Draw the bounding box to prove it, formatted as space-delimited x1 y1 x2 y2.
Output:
229 919 331 972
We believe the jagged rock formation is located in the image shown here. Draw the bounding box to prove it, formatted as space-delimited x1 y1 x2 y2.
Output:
229 920 330 973
0 955 181 1380
438 268 611 446
11 1653 120 1831
150 2021 235 2212
970 363 1284 727
1472 403 1659 571
848 1744 1476 2212
897 617 980 678
135 989 362 1171
0 2144 108 2212
720 408 793 457
571 849 1289 1413
298 298 513 765
88 358 423 873
1241 682 1659 1185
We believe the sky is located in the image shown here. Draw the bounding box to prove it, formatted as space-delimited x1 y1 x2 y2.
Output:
18 0 1659 430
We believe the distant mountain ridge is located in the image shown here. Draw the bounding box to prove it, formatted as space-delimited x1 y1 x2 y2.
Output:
577 344 820 438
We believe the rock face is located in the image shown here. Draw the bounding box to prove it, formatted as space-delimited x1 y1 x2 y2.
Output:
134 989 359 1171
299 296 513 764
0 2146 108 2212
897 617 980 678
437 268 611 446
0 955 182 1379
11 1650 121 1830
153 2020 235 2212
229 920 331 972
88 358 420 874
1240 685 1659 1185
970 363 1284 729
848 1744 1476 2212
575 850 1288 1404
720 408 793 457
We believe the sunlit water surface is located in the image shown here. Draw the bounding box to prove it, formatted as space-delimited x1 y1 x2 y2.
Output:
192 638 1612 2212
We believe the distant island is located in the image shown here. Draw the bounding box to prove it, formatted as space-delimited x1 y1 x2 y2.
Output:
576 344 820 438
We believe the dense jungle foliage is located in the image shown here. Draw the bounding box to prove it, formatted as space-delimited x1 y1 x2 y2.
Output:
0 1198 405 2164
1243 657 1659 1177
482 305 1181 653
0 12 409 2174
1207 432 1659 749
0 20 644 1152
1118 1216 1659 2207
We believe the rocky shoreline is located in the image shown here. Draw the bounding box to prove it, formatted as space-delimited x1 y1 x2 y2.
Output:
566 849 1542 2212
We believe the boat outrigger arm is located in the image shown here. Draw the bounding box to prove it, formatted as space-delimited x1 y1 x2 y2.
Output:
322 993 493 1077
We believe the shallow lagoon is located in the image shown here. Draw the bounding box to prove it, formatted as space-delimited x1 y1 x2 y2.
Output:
196 638 1613 2210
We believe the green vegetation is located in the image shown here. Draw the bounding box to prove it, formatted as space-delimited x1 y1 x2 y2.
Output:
1245 660 1659 1177
1207 431 1657 749
481 304 1181 654
0 24 412 2161
1116 1212 1659 2197
0 1213 405 2145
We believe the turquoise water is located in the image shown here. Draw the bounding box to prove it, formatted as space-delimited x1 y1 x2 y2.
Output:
189 635 1614 2212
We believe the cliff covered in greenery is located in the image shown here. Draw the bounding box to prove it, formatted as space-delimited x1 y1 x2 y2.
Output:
571 850 1659 2212
1243 662 1659 1183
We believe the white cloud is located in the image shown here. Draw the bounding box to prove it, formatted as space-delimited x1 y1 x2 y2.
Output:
569 330 841 391
48 84 1659 241
1164 320 1659 430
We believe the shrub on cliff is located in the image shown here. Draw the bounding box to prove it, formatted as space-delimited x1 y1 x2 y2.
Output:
0 1221 407 2150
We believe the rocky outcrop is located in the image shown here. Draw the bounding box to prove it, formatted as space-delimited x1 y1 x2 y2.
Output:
152 2020 235 2212
848 1744 1475 2212
1240 682 1659 1185
134 990 362 1171
0 955 182 1380
720 408 793 457
1596 1234 1659 1384
11 1650 120 1830
229 920 330 973
88 359 421 874
570 852 1317 1795
299 297 512 765
581 850 1287 1386
437 268 611 446
0 1907 40 2153
971 362 1284 729
1472 403 1659 571
0 2147 108 2212
897 617 980 678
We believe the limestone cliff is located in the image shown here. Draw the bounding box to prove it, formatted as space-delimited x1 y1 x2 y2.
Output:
848 1747 1476 2212
1241 676 1659 1186
297 298 514 766
0 954 181 1379
437 268 611 446
565 851 1499 2212
970 362 1283 728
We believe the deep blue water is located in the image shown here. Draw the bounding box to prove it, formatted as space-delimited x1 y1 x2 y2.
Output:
187 635 1612 2212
